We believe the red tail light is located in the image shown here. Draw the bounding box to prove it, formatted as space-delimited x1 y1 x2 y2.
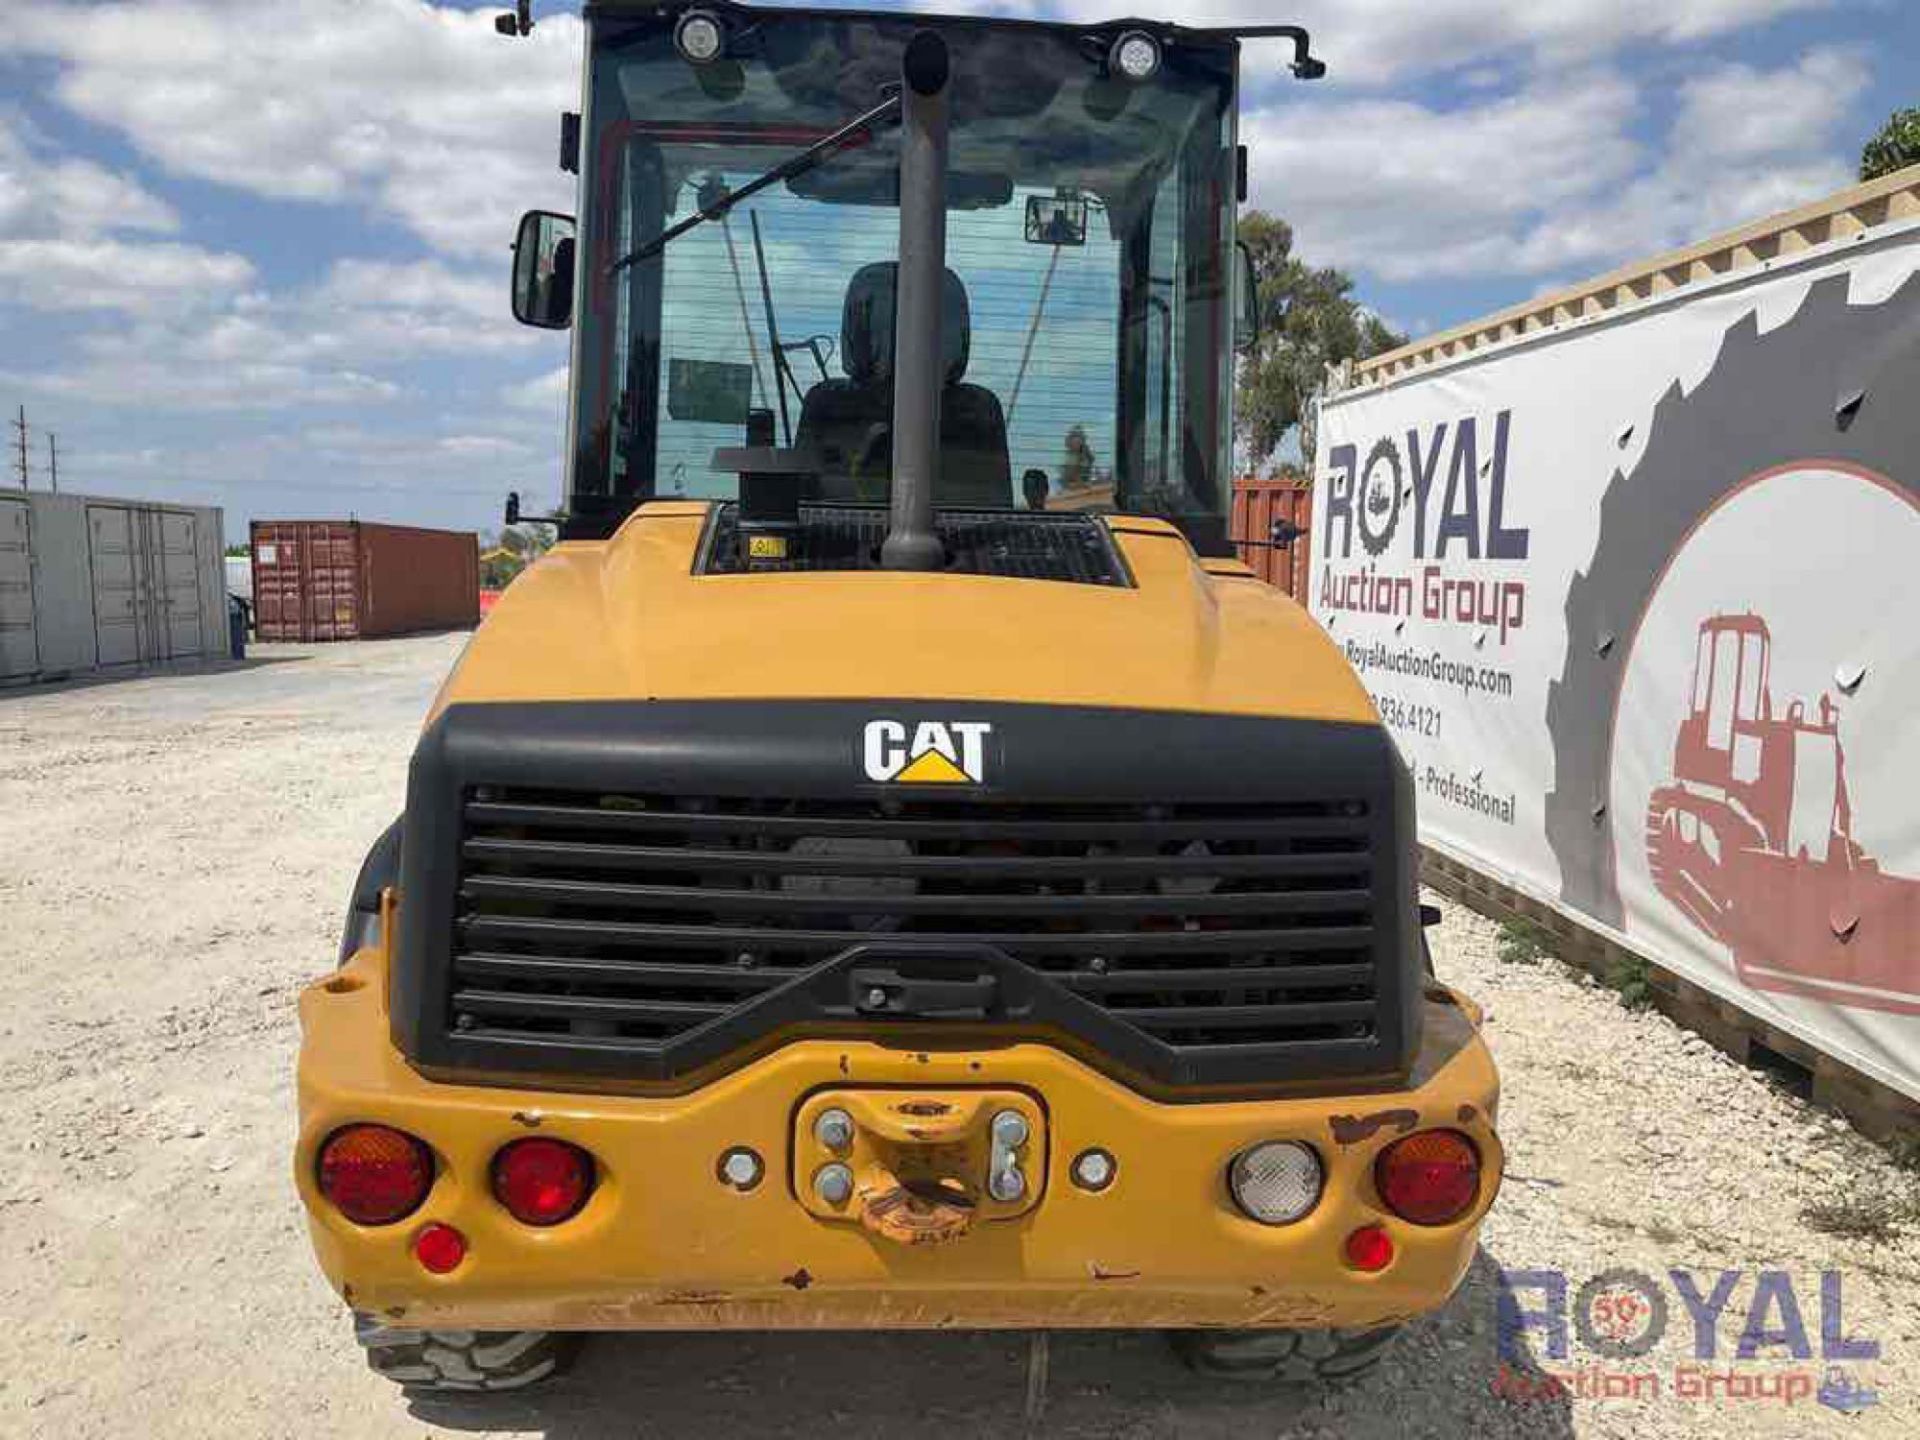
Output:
317 1124 434 1225
413 1222 468 1274
1344 1223 1395 1272
1376 1129 1480 1225
492 1138 594 1225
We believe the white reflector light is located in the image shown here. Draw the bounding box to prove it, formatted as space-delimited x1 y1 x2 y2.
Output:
1229 1141 1323 1225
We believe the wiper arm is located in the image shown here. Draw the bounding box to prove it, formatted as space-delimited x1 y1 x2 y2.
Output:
608 92 903 275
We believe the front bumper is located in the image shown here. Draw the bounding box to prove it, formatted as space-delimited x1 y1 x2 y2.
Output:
296 950 1501 1332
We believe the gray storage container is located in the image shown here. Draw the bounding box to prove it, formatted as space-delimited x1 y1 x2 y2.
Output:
0 490 227 685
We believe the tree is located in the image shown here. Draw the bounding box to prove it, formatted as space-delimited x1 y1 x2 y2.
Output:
1060 423 1096 489
1234 211 1405 474
1860 108 1920 182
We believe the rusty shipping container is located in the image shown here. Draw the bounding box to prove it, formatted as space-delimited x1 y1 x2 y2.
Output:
1230 474 1314 601
250 521 479 642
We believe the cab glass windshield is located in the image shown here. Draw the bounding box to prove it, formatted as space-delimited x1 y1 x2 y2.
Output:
571 8 1237 548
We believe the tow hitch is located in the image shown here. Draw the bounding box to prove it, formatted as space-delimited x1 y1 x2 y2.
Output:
794 1090 1046 1246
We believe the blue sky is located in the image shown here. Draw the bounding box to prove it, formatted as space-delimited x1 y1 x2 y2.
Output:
1 0 1912 536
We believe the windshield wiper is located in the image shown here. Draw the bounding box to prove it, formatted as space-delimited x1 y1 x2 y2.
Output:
608 92 903 275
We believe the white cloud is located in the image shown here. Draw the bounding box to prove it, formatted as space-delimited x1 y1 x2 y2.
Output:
502 365 568 411
437 434 528 458
0 114 253 313
1243 72 1643 281
4 0 580 259
295 257 532 359
0 236 254 313
1245 45 1870 283
1512 45 1869 272
1670 44 1869 163
1055 0 1835 86
317 258 498 318
12 249 546 408
0 119 179 239
14 345 400 410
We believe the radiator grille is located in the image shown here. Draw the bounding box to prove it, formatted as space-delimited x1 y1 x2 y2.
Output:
449 788 1380 1057
700 504 1130 585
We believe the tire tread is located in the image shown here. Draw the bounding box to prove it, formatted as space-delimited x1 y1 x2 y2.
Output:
1169 1322 1401 1387
352 1313 574 1394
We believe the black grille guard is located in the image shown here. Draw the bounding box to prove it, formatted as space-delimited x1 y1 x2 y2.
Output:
391 699 1423 1098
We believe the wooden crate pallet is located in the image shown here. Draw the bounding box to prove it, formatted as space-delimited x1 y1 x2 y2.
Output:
1419 847 1920 1147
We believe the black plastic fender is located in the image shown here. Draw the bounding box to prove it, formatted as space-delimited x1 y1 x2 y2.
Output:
339 818 403 966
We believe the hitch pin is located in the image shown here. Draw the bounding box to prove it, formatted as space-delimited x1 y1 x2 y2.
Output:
988 1109 1028 1202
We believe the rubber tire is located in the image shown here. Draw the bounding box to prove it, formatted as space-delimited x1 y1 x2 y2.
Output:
353 1314 577 1394
1168 1323 1402 1386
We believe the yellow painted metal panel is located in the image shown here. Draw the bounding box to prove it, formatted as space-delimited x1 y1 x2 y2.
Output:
430 508 1376 726
295 946 1500 1332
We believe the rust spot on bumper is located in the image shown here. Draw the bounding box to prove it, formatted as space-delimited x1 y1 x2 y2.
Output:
860 1173 975 1247
1329 1108 1419 1145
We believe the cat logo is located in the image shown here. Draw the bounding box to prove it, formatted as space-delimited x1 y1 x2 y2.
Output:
862 719 993 785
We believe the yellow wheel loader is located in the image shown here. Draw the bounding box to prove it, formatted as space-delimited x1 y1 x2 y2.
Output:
297 0 1501 1394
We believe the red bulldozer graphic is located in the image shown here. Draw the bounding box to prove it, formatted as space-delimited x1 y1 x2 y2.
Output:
1645 613 1920 1014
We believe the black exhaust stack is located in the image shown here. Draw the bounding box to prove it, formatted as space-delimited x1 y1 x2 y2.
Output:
880 31 951 572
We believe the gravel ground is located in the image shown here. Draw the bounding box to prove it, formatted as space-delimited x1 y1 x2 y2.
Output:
0 634 1914 1438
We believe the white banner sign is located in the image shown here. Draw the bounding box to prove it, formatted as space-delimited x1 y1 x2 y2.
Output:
1313 233 1920 1101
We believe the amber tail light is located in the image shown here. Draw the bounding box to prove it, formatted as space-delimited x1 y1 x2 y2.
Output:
317 1124 434 1225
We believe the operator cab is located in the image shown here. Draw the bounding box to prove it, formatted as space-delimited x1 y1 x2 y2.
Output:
511 3 1293 552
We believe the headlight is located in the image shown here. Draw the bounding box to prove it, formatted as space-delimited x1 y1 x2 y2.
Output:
674 9 727 65
1109 31 1161 83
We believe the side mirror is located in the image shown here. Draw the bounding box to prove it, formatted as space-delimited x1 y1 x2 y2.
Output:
1233 240 1260 353
512 210 576 329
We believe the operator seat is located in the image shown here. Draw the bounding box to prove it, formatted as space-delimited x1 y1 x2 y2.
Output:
796 262 1012 507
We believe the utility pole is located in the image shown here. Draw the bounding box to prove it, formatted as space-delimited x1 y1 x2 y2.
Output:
47 433 58 493
11 406 26 490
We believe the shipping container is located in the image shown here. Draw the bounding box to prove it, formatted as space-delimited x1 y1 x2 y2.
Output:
1230 474 1314 601
250 520 479 642
0 490 227 685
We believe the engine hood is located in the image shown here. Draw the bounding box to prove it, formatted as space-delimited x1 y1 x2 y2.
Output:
431 502 1374 726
